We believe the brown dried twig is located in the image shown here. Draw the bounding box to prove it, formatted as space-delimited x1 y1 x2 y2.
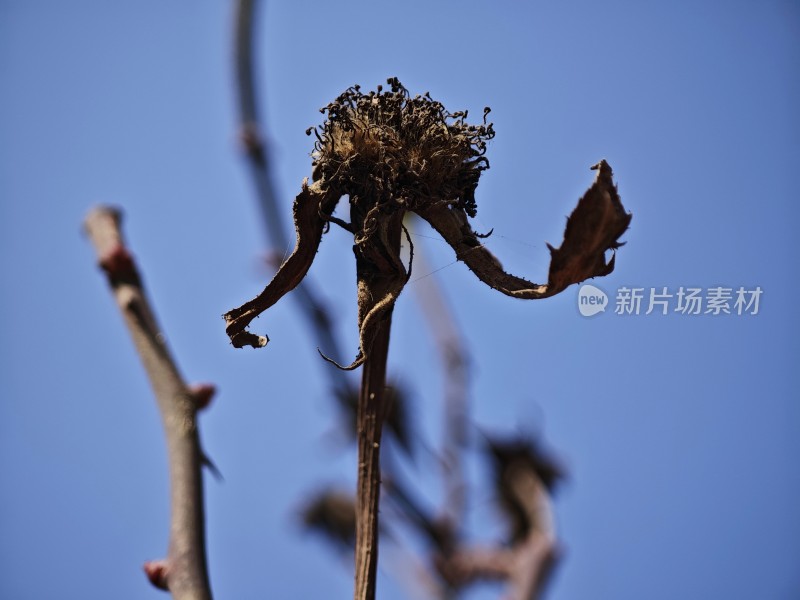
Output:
84 207 214 600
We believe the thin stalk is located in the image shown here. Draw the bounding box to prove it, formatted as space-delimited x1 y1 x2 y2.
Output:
354 310 392 600
353 215 404 600
409 222 470 542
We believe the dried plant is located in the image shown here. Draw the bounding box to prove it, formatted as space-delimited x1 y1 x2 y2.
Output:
83 5 632 595
223 78 631 600
224 78 630 357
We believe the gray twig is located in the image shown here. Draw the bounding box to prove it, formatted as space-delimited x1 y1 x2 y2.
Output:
84 206 213 600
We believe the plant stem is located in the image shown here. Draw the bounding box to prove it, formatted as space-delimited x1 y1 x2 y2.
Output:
353 214 404 600
354 309 392 600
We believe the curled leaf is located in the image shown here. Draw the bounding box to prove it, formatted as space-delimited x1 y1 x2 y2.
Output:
417 160 630 299
301 489 357 550
546 160 631 293
223 179 340 348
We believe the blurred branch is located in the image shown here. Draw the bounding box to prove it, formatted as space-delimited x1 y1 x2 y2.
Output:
461 436 562 599
409 217 470 544
84 207 213 600
436 475 558 600
233 0 350 390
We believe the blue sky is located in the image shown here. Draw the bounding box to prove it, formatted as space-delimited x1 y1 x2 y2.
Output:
1 2 798 599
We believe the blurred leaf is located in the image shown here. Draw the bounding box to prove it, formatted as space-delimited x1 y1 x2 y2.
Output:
485 435 565 544
300 489 356 551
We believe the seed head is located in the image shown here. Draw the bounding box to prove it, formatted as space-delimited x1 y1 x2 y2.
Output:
308 77 495 218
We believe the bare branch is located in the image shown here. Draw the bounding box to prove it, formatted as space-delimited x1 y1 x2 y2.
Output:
84 206 213 600
409 220 470 544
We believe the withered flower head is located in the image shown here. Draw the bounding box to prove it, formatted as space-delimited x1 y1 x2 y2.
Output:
308 77 494 219
224 78 631 369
